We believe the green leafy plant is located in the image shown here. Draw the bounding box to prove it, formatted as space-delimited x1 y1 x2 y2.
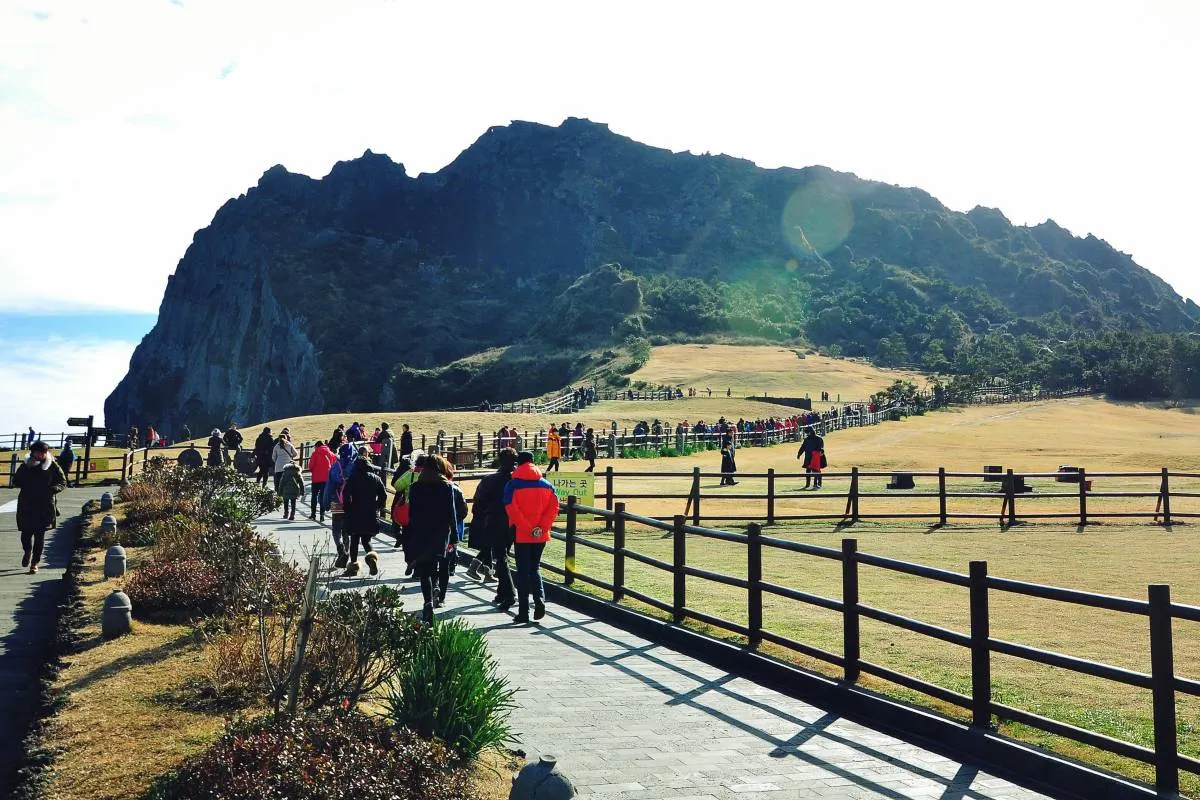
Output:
385 619 516 761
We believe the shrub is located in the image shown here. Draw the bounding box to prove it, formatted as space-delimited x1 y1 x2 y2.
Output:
301 586 420 712
181 621 270 709
385 619 515 761
126 559 222 619
142 711 472 800
148 514 209 563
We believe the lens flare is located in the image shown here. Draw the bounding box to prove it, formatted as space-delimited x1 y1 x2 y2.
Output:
781 182 854 258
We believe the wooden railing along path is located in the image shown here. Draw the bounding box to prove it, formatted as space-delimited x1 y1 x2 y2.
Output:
536 496 1199 796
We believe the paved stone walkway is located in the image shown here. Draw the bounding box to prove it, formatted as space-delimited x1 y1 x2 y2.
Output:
263 502 1053 800
0 485 107 794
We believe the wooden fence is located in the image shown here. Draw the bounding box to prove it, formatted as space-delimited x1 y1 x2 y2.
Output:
533 497 1200 795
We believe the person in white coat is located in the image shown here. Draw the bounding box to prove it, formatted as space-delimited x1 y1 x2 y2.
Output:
271 428 299 494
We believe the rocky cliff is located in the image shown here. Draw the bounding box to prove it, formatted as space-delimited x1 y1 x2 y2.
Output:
105 118 1198 435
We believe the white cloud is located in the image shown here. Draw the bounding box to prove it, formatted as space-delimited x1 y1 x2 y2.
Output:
0 337 137 436
0 0 1198 312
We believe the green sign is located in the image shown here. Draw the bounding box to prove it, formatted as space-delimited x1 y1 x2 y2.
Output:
546 472 595 512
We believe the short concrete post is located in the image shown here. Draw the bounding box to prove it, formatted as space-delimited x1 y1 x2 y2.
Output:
509 754 576 799
101 515 117 537
99 492 113 511
102 590 132 638
104 545 127 579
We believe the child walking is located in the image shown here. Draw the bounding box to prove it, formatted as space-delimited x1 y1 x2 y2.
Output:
279 461 304 519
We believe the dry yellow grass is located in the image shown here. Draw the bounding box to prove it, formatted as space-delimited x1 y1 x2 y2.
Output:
37 521 230 800
630 343 927 400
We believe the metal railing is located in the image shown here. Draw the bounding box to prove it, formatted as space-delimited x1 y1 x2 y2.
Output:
534 497 1199 795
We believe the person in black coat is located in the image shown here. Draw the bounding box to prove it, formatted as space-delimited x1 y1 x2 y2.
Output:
341 447 387 578
719 432 738 486
253 427 274 488
798 428 826 489
466 448 517 609
405 454 465 622
13 441 67 574
222 424 243 465
400 424 414 458
206 429 224 466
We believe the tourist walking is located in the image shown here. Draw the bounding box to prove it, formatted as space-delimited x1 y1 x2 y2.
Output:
583 428 597 472
405 454 463 623
253 427 274 488
271 429 298 493
466 448 517 610
56 441 76 484
278 462 304 520
719 430 738 486
545 426 562 472
323 443 357 567
504 451 558 623
12 441 66 574
341 447 387 577
392 451 425 548
307 439 336 521
222 423 243 464
798 427 825 489
206 429 224 466
400 423 413 459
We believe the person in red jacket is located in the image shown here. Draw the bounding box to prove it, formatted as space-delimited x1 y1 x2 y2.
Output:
307 440 337 521
503 451 559 623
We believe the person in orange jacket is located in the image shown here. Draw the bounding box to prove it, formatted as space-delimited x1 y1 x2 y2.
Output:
504 451 559 623
545 427 562 472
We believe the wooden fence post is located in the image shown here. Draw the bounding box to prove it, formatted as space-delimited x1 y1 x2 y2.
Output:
477 432 484 468
613 502 626 602
1148 583 1178 795
843 467 860 523
748 522 763 647
1078 467 1088 527
766 468 776 526
672 515 686 624
688 467 701 525
969 561 992 729
1001 469 1016 527
842 538 860 683
564 496 577 587
604 466 614 531
938 467 947 526
1160 468 1172 527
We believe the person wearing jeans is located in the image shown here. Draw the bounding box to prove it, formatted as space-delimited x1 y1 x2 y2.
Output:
13 440 66 574
341 447 386 577
466 448 517 608
504 451 560 623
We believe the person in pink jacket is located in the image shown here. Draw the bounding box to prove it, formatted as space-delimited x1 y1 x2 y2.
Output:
504 451 559 623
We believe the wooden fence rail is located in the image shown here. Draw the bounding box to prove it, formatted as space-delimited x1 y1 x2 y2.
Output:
536 497 1200 795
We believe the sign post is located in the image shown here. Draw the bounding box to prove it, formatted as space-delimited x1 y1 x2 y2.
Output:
67 415 95 480
546 473 595 516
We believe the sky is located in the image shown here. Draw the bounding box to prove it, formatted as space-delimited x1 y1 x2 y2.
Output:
1 0 1198 433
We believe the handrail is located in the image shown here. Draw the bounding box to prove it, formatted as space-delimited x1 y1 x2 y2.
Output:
531 497 1199 794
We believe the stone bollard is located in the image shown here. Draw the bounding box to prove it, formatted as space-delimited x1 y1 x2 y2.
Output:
104 545 127 579
100 492 114 511
510 754 576 800
102 590 132 638
101 515 117 537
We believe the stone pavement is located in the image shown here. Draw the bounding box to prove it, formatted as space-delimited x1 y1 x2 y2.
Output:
263 501 1053 800
0 485 108 795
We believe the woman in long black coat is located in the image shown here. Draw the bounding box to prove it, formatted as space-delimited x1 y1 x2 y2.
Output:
13 441 66 573
719 432 738 486
405 454 466 622
206 429 224 467
341 448 387 578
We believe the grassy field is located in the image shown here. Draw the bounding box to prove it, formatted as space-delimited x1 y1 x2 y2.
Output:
161 346 1200 791
0 446 128 488
629 343 927 400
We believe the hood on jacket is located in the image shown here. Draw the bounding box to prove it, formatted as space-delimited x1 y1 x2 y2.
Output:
512 462 544 481
25 455 54 471
282 462 301 475
337 442 357 470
